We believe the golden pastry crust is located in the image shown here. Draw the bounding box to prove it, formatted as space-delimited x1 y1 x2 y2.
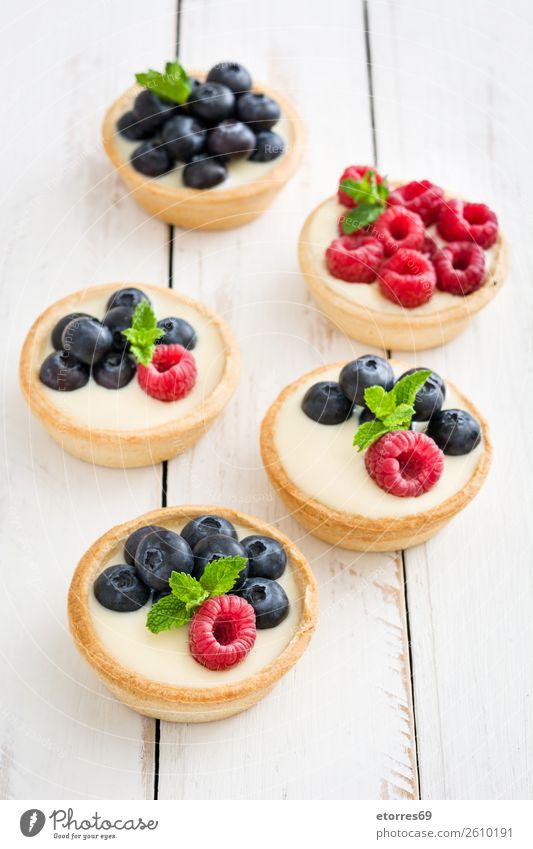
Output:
19 282 240 468
102 76 305 231
298 192 509 351
260 360 492 552
68 505 319 722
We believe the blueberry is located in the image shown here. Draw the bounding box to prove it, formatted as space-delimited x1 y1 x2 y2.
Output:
132 89 177 135
92 352 136 390
51 312 91 350
156 317 197 349
61 316 113 366
398 367 445 421
182 77 202 114
183 155 227 189
131 141 173 177
339 355 395 406
206 62 252 94
241 535 287 580
161 114 206 162
236 578 289 629
192 534 248 590
124 524 166 566
102 305 134 352
236 92 281 132
426 409 481 456
189 82 235 125
106 287 151 312
117 110 151 141
207 119 255 161
94 564 150 612
39 350 89 391
250 130 285 162
135 529 194 590
152 587 172 605
181 514 238 551
301 381 353 425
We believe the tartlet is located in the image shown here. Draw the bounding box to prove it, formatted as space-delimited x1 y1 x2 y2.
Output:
19 282 239 468
68 505 318 722
103 76 304 232
260 359 492 551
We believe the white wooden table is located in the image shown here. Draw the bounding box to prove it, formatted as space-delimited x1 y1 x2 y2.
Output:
1 0 532 800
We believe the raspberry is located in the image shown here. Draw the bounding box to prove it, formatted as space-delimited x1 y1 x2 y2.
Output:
388 180 444 226
437 199 498 248
189 595 256 671
137 344 197 402
433 242 486 295
365 430 444 497
371 206 425 256
378 249 436 308
337 164 383 208
325 234 384 283
422 235 438 259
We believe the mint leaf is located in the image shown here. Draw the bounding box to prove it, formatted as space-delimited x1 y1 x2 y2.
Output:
381 404 415 429
364 385 397 419
199 556 247 596
353 420 389 451
394 369 432 407
339 168 389 233
353 368 431 451
341 204 384 234
135 61 190 104
169 571 208 611
122 300 164 366
146 594 189 634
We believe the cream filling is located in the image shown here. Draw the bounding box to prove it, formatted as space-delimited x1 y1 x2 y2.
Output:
114 105 290 191
274 365 484 519
306 197 497 315
40 289 226 431
88 520 301 688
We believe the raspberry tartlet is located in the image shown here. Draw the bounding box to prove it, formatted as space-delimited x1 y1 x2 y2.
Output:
19 283 239 467
103 60 304 231
68 505 318 722
260 355 491 551
299 167 509 350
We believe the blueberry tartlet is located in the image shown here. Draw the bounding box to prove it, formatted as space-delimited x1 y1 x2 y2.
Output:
261 355 491 551
298 166 509 350
19 283 239 467
68 505 318 722
103 60 304 230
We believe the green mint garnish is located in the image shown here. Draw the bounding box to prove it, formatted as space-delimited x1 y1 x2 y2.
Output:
135 61 191 104
121 300 164 366
353 369 431 452
340 168 389 234
146 555 247 634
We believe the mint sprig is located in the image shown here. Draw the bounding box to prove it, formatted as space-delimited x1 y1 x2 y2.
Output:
121 301 164 366
146 555 246 634
135 61 191 104
353 369 431 452
340 168 389 234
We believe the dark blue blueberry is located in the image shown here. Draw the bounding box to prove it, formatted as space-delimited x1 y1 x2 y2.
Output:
156 316 197 349
399 367 445 421
192 534 248 590
235 578 289 629
94 564 150 612
39 350 89 391
426 409 481 455
207 119 255 161
339 355 395 406
161 114 206 162
181 514 238 551
236 92 281 132
206 62 252 94
124 524 166 566
183 155 227 189
132 89 178 135
135 529 194 591
301 381 353 424
117 110 151 141
241 535 286 580
189 82 235 125
250 130 285 162
152 587 172 605
92 352 136 390
102 305 134 352
51 313 92 350
61 316 113 366
106 287 151 312
131 141 173 177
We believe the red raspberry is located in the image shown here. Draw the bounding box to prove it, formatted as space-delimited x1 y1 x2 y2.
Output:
433 242 486 296
422 235 438 260
371 206 425 256
437 199 498 248
388 180 444 226
325 234 384 283
378 249 436 308
137 344 197 402
365 430 444 497
337 164 384 208
189 595 256 671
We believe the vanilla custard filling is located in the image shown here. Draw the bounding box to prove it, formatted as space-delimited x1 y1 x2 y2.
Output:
114 108 291 191
88 520 302 688
306 197 498 316
39 289 226 431
274 366 484 519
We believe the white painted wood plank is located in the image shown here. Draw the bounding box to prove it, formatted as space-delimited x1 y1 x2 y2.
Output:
160 0 418 799
370 0 533 798
0 0 177 798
